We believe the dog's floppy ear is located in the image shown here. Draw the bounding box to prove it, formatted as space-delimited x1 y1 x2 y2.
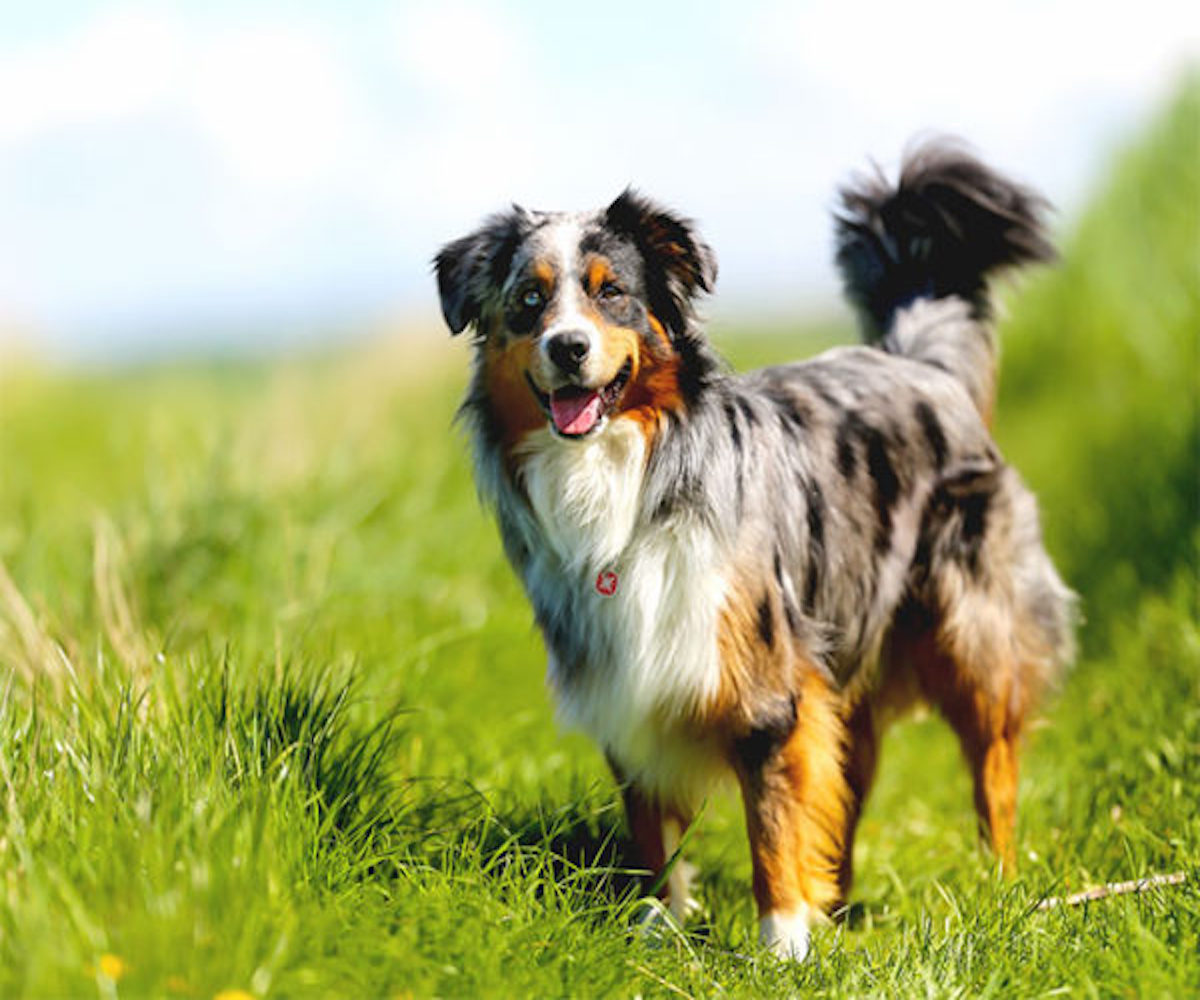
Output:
605 188 717 338
434 207 529 335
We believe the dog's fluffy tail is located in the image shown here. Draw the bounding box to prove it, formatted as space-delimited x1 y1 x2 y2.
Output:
834 139 1054 419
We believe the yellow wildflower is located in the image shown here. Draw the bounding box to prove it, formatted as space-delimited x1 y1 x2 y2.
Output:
98 954 129 981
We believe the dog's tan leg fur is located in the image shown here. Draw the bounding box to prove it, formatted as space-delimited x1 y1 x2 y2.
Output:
901 627 1025 872
969 729 1020 870
733 670 847 958
835 697 880 904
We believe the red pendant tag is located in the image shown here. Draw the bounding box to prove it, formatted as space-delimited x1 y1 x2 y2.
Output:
595 570 618 596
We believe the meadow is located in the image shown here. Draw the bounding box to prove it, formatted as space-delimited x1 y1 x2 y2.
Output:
0 82 1196 998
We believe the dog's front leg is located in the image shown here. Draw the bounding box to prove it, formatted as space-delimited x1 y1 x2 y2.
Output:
732 673 847 961
610 762 695 921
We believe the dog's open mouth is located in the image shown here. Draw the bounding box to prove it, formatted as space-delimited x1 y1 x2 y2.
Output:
526 358 632 438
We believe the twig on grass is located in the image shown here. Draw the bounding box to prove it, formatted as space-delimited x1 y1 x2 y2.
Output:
1035 871 1187 911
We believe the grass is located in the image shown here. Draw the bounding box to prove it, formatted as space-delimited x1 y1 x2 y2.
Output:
0 81 1197 997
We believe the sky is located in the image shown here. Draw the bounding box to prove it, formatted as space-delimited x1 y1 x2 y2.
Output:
0 0 1196 360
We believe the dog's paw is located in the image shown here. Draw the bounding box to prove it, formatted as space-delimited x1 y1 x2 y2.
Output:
759 907 812 962
633 893 709 948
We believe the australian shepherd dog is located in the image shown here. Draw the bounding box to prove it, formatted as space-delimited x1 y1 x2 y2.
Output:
434 142 1076 960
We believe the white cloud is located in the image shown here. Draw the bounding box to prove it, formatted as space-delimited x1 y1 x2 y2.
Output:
395 1 530 106
0 8 182 146
185 24 369 192
0 6 373 194
382 1 553 225
753 0 1197 108
0 5 391 338
748 0 1199 167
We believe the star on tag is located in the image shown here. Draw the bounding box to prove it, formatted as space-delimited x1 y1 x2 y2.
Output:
595 570 618 596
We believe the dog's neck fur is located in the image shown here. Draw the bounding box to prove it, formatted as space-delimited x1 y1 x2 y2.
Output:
515 420 648 575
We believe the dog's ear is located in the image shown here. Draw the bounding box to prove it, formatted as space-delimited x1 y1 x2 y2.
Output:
434 207 529 335
605 188 717 338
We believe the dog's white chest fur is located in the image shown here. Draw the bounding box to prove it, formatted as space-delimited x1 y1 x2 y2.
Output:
517 422 729 804
520 419 647 573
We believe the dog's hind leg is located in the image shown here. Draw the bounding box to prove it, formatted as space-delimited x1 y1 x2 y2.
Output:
921 546 1072 866
966 716 1021 870
910 631 1024 870
886 606 1023 869
904 463 1076 870
732 669 848 959
834 696 880 908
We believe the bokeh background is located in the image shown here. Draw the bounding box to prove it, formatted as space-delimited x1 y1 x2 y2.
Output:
0 3 1197 997
0 0 1195 360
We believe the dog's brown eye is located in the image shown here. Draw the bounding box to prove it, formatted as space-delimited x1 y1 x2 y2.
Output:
598 281 624 300
521 287 544 310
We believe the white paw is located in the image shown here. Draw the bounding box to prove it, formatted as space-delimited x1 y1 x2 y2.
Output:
661 818 698 924
759 907 813 962
665 858 699 923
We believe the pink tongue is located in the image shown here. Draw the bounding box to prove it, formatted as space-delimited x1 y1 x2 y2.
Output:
550 390 603 435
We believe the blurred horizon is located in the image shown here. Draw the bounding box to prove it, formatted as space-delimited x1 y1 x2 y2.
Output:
1 1 1196 363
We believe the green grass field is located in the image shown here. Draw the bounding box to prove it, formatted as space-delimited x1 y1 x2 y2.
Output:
1 83 1197 998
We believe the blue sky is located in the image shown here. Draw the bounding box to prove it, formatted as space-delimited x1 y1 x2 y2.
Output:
0 1 1196 359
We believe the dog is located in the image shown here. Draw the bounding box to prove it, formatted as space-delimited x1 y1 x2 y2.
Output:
434 141 1076 961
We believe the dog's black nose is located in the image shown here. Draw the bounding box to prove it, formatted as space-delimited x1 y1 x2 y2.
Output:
546 331 590 373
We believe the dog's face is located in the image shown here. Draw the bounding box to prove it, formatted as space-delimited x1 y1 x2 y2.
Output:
435 191 716 445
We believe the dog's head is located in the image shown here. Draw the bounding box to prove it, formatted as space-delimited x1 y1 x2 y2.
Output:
435 191 717 445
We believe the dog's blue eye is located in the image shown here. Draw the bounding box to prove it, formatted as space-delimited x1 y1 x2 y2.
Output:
521 288 543 309
598 282 623 300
